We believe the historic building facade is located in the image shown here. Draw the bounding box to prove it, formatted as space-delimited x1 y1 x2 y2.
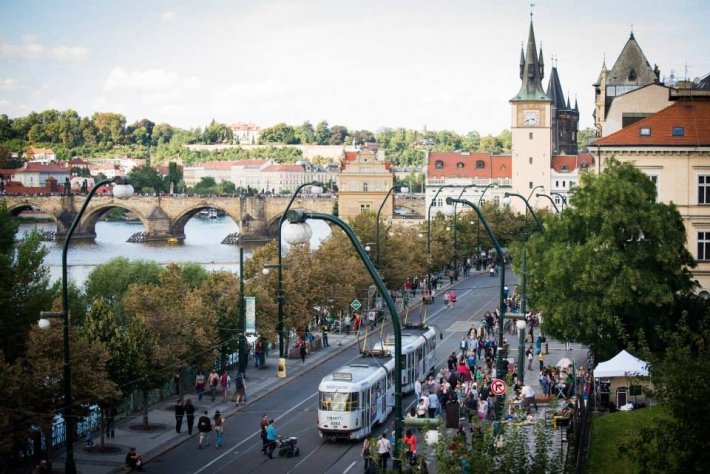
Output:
337 145 395 221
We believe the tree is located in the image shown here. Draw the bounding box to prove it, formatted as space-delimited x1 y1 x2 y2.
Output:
129 164 165 193
218 180 236 194
520 158 696 359
297 121 315 144
0 202 53 363
328 125 349 145
577 126 596 152
84 257 163 313
193 176 217 194
315 120 330 145
202 119 231 144
152 123 174 146
167 161 181 190
259 123 299 144
92 112 127 145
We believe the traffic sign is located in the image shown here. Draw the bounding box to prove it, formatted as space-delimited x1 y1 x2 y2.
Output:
351 299 362 310
491 379 507 396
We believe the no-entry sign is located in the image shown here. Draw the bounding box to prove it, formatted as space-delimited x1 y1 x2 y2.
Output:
491 378 507 396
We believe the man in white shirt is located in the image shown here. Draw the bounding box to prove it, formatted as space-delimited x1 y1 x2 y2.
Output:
521 384 537 414
414 377 423 402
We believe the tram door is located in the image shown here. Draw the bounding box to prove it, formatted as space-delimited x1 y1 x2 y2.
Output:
406 353 414 388
362 388 370 434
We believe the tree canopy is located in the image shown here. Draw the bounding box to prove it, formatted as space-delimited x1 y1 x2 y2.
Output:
518 158 696 359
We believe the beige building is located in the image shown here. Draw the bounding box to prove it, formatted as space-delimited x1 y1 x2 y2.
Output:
229 122 261 145
337 145 395 221
592 84 710 295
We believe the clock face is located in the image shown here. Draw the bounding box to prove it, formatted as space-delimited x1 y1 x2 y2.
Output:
523 111 539 126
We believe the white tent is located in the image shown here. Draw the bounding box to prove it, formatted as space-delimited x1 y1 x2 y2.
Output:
594 350 649 378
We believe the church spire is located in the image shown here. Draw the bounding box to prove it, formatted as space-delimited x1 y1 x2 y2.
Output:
511 21 550 102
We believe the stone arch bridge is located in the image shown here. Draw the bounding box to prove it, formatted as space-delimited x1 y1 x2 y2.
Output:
3 194 336 242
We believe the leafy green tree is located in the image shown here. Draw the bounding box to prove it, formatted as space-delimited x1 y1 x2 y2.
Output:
129 164 166 193
297 121 315 144
315 120 331 145
167 161 181 190
351 129 376 145
152 123 174 146
84 257 163 312
577 126 596 151
202 119 231 144
92 112 127 145
520 158 696 359
0 202 52 362
193 176 217 194
260 123 299 144
328 125 349 145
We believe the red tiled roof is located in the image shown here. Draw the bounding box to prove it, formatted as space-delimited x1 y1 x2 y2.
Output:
17 163 69 173
428 152 498 179
550 153 595 172
594 100 710 146
262 164 305 172
68 158 91 165
229 122 260 131
27 147 55 154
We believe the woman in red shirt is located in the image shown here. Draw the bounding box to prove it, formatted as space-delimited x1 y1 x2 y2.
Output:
402 429 417 465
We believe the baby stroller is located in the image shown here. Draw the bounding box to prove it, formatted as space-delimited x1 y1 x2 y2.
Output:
277 436 299 458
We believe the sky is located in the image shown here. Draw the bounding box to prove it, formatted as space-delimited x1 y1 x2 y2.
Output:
1 0 709 137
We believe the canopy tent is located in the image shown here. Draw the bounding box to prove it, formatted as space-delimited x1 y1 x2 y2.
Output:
594 350 649 378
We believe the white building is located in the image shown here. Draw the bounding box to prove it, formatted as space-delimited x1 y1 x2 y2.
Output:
229 122 261 145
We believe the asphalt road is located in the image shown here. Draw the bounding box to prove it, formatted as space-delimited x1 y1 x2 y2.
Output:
148 271 516 474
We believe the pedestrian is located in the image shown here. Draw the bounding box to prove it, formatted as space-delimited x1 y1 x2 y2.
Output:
197 410 212 449
194 370 206 401
459 337 468 358
175 399 185 433
362 437 373 472
105 406 117 438
185 399 195 435
255 340 264 368
414 377 423 402
220 370 230 403
213 410 225 448
344 315 352 335
259 414 269 454
85 429 94 447
125 447 145 472
427 390 439 418
376 431 392 471
477 398 488 425
539 351 545 371
449 290 457 309
265 419 277 459
403 429 417 465
299 343 307 363
566 340 572 351
443 291 450 308
526 346 534 371
207 369 219 402
234 372 246 405
322 321 330 347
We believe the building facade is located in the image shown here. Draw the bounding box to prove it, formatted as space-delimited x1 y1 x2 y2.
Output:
337 145 395 221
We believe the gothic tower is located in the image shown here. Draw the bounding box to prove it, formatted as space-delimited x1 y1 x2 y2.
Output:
547 62 580 155
510 21 553 208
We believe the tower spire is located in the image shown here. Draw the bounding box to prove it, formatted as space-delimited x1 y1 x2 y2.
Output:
511 20 549 102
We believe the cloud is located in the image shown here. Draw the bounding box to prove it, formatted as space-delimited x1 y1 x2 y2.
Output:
0 78 27 90
0 38 88 61
162 11 178 23
104 67 180 92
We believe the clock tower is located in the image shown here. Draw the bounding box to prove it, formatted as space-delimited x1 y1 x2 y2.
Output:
510 21 552 208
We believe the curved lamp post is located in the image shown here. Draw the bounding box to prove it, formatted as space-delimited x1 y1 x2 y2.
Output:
274 181 323 367
551 192 568 209
286 209 405 471
476 183 499 265
535 193 560 213
446 196 507 419
375 185 407 268
502 191 543 384
39 177 133 474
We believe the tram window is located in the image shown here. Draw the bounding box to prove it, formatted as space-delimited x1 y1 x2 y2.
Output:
320 392 355 412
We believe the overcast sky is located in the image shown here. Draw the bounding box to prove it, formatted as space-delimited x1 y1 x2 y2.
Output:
1 0 708 137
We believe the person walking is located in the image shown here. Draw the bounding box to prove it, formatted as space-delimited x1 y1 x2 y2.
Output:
376 432 392 471
213 410 225 448
449 291 457 310
299 343 307 363
443 291 450 309
197 411 212 449
265 419 277 459
259 414 269 454
207 369 219 402
526 345 534 371
539 351 545 371
185 399 195 435
194 370 206 401
175 399 185 433
321 321 330 347
403 429 417 465
362 437 374 472
220 370 230 403
234 372 246 405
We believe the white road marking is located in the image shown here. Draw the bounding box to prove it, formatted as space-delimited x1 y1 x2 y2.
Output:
343 461 357 473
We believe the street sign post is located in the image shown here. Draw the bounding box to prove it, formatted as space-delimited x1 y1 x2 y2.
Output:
351 299 362 311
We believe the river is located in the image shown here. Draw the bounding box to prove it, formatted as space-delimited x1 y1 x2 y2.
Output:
18 216 332 286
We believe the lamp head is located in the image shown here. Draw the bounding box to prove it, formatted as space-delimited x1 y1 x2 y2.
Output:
112 176 134 199
282 221 312 245
399 186 409 194
38 318 51 329
516 320 527 331
262 268 270 275
503 193 511 205
310 184 324 194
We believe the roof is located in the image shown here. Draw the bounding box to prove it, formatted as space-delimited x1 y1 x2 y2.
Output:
606 32 658 87
594 100 710 147
17 163 69 173
67 157 91 165
547 66 568 110
27 147 55 154
511 21 550 102
262 164 305 172
551 153 595 172
229 122 260 131
594 350 649 378
428 152 505 179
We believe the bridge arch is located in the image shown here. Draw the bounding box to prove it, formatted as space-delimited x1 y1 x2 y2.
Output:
265 208 321 237
5 200 59 222
171 204 241 241
80 204 149 240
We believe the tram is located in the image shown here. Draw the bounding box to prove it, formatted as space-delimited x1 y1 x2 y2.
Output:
317 359 394 440
371 324 440 393
317 325 440 440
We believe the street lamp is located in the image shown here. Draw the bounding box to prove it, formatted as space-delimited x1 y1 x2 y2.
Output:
502 191 543 385
476 183 499 268
38 177 133 474
285 208 405 471
375 185 407 268
551 192 568 209
426 185 455 252
446 196 507 419
516 319 527 383
535 193 559 213
274 181 323 373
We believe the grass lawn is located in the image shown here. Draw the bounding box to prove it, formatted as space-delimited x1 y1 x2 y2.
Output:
586 405 669 474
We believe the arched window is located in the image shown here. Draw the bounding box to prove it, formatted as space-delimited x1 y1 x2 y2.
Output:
476 160 485 169
581 162 588 171
435 160 444 169
457 162 465 169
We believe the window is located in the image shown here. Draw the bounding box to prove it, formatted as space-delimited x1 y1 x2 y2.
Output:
360 204 371 212
529 132 533 140
640 127 651 136
698 232 710 261
699 175 710 204
457 162 465 169
561 164 568 172
435 160 444 169
581 162 588 171
493 196 500 206
529 182 533 189
672 127 684 136
476 160 485 169
563 181 566 187
436 197 443 207
529 157 533 165
363 182 368 192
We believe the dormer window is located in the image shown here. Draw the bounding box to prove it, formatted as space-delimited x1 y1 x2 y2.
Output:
457 162 465 169
561 164 569 172
435 160 444 169
672 126 684 136
581 162 588 172
628 69 637 81
640 127 651 136
476 160 485 170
